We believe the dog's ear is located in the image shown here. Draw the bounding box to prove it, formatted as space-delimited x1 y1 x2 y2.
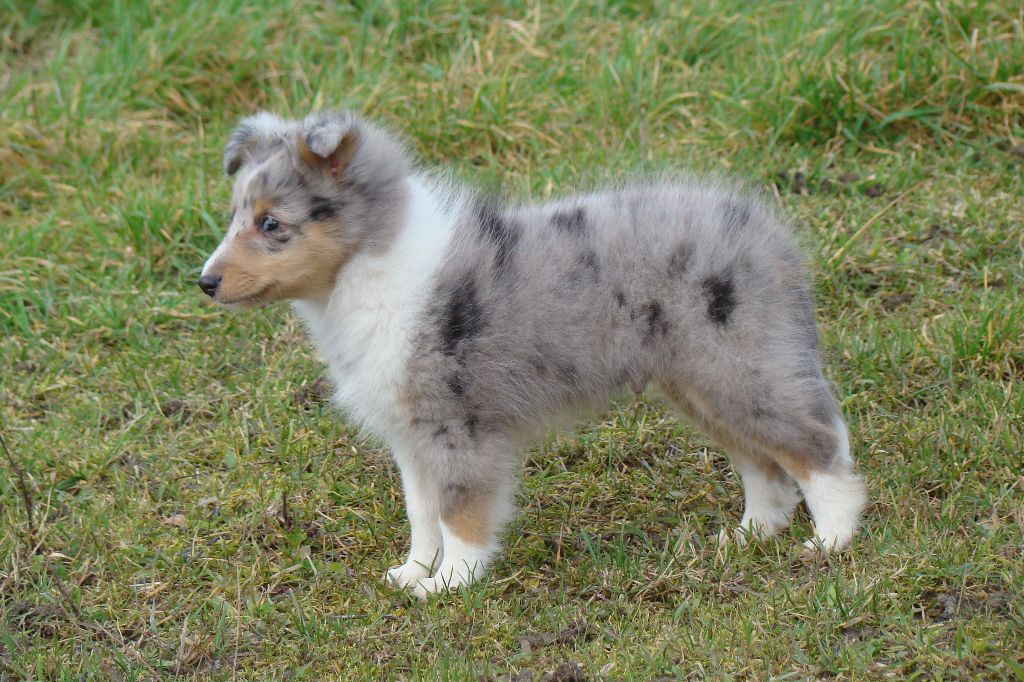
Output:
223 112 287 176
297 110 361 178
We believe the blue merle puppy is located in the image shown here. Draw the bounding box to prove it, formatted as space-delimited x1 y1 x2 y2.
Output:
198 110 866 598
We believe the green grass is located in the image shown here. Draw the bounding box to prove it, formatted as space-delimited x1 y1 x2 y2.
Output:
2 0 1023 678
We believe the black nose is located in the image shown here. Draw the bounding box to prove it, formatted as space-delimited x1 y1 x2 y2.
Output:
198 274 221 298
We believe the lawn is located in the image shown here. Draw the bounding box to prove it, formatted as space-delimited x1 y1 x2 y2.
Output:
1 0 1022 679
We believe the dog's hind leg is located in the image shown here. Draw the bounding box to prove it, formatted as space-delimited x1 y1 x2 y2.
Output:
668 391 801 543
668 373 865 551
791 415 866 552
722 451 802 544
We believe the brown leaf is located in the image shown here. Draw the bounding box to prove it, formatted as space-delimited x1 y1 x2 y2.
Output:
162 514 188 528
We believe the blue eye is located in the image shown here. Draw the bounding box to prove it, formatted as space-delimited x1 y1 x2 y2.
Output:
260 215 280 232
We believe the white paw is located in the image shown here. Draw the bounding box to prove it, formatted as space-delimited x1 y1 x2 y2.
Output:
384 559 435 589
802 529 852 554
800 468 865 555
409 559 486 600
410 572 469 600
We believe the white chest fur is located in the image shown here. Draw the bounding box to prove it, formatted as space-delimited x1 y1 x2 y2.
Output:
291 176 456 442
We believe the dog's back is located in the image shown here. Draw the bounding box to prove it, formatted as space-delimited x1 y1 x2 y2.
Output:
405 181 827 438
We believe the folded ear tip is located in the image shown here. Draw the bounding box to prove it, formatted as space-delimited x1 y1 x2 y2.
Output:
306 124 343 158
303 111 360 159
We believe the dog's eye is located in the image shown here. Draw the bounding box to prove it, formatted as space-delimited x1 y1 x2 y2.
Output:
260 215 280 233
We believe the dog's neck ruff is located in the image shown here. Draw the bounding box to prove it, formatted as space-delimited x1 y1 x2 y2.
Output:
291 174 457 437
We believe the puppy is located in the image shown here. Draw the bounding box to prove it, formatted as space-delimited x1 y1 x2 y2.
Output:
199 110 866 598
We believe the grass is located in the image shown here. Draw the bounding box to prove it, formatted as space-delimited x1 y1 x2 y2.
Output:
1 0 1022 678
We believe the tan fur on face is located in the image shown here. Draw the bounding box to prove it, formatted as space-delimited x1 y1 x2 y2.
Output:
209 223 352 306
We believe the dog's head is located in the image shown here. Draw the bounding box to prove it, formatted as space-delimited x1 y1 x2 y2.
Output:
198 110 409 307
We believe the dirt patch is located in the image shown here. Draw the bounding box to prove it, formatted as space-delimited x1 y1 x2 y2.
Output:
773 170 809 195
539 662 587 682
519 620 592 653
773 168 889 196
840 622 881 641
160 399 188 419
102 402 134 429
159 399 216 424
291 377 331 408
10 600 65 637
862 182 885 198
881 292 915 311
914 585 1013 622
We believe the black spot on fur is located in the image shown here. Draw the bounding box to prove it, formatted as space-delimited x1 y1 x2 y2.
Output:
446 373 466 396
445 482 469 497
641 300 669 342
722 199 751 235
433 424 449 438
614 290 627 308
578 249 599 274
438 276 487 398
702 274 736 326
552 207 587 237
567 249 600 284
477 202 519 273
556 361 579 383
440 277 487 358
464 414 479 438
529 354 548 374
614 366 634 390
667 241 693 279
309 196 338 221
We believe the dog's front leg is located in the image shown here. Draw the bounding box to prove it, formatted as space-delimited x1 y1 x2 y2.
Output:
410 469 512 599
385 455 443 589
